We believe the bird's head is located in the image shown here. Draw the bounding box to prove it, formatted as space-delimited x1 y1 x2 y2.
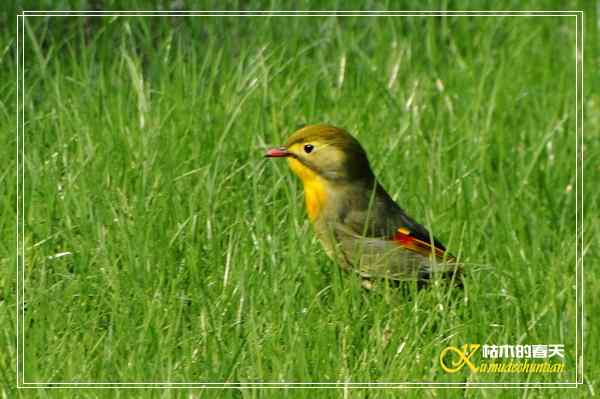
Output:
265 124 374 183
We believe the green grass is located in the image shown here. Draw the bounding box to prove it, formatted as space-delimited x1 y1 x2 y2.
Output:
2 1 599 398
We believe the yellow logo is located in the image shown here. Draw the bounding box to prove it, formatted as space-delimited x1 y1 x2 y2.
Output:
439 343 566 373
439 344 481 373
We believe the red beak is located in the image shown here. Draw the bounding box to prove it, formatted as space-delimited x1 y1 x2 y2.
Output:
265 147 290 158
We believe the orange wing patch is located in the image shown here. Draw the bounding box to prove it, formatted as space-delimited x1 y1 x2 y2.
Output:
393 227 454 261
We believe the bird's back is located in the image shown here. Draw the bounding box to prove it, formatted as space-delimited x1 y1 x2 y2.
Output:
313 178 454 281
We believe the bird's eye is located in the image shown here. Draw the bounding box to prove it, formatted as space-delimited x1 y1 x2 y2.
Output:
304 144 314 154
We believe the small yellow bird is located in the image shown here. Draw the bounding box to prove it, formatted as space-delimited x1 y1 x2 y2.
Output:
266 124 460 283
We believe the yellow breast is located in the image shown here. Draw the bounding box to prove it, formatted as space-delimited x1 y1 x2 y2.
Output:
287 157 328 222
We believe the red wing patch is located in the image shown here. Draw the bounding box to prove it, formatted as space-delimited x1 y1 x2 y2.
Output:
393 227 454 261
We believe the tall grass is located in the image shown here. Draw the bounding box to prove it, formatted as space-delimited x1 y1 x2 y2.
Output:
3 2 598 398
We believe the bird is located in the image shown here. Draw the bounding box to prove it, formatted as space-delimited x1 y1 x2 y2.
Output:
265 124 461 284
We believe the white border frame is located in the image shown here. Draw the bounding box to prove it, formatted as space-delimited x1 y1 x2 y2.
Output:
15 9 584 390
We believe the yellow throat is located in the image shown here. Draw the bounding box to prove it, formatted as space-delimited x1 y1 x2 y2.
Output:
287 157 328 222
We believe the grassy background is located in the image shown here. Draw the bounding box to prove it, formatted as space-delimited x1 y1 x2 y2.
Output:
2 1 598 398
